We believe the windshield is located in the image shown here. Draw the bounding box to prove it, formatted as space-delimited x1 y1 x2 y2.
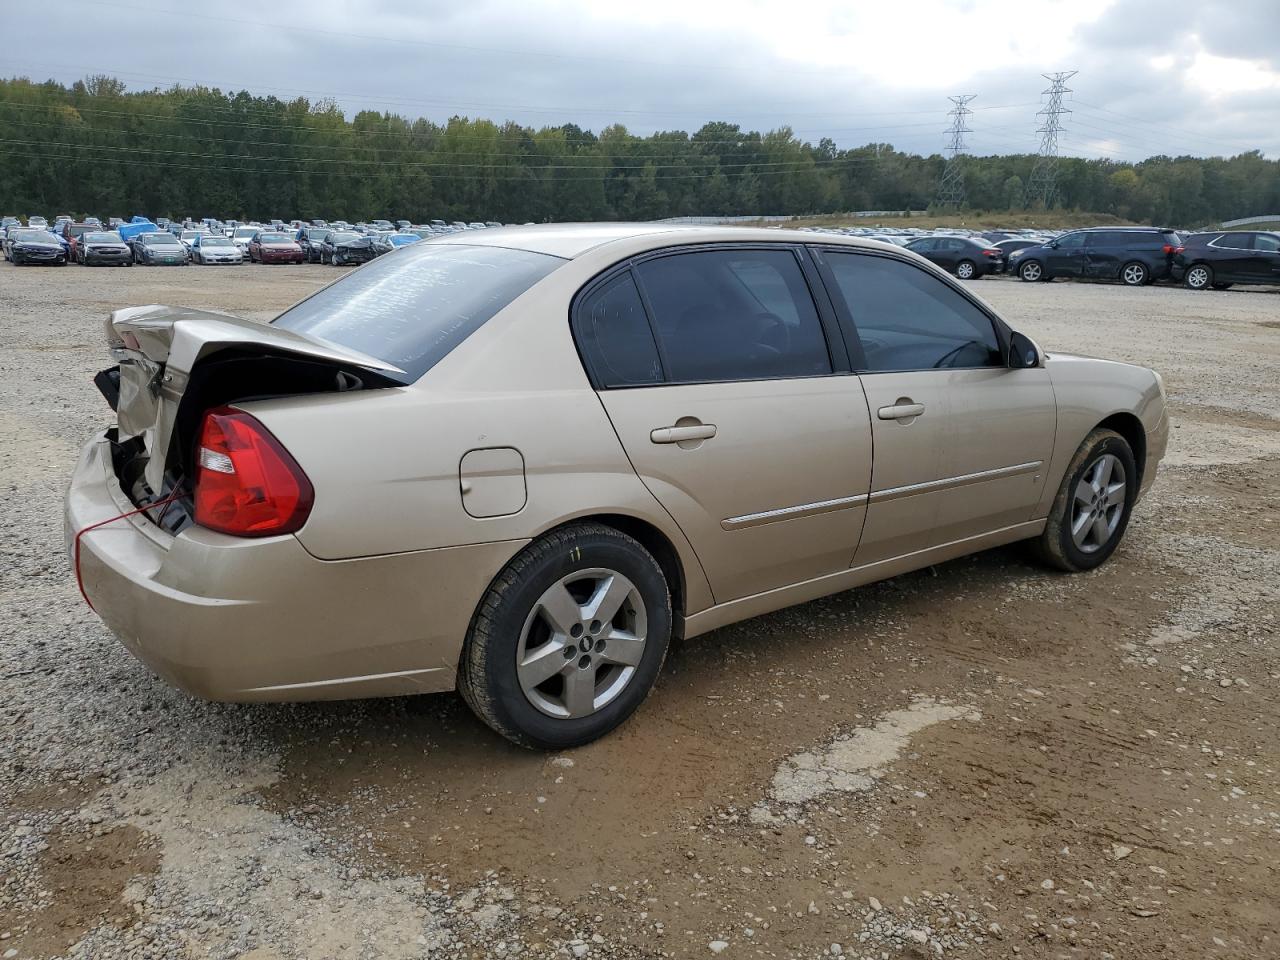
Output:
273 243 564 382
16 230 57 243
202 237 234 246
141 233 181 245
259 233 291 243
85 232 121 243
233 228 258 238
330 232 359 243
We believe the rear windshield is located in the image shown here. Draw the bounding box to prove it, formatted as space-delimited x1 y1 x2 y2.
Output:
272 242 564 382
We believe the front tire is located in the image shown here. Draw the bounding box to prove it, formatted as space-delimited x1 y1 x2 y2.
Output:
1033 428 1137 572
1018 260 1044 282
1120 261 1149 286
1184 263 1212 290
459 523 672 749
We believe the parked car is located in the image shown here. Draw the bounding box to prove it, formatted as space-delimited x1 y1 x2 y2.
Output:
905 236 1004 278
317 230 361 264
61 222 101 261
133 232 190 266
295 227 332 263
248 231 305 264
27 216 48 229
78 231 133 266
230 226 261 256
68 225 1168 749
190 234 244 265
1172 231 1280 291
1010 228 1181 286
7 229 67 265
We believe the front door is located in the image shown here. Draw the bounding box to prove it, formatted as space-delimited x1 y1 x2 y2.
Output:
573 247 874 603
815 249 1056 566
1046 231 1089 277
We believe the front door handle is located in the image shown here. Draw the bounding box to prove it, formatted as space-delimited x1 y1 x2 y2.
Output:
651 423 717 444
877 401 925 421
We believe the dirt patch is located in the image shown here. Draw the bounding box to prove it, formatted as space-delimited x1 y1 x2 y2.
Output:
0 823 158 959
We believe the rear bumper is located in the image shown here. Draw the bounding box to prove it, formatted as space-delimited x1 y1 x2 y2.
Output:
66 434 527 702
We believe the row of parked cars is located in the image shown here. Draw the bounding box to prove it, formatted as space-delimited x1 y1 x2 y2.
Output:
801 223 1280 291
0 214 512 268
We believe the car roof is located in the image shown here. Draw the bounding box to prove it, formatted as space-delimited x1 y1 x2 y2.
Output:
427 222 914 259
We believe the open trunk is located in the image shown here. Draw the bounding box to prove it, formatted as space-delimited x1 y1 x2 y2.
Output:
98 304 403 533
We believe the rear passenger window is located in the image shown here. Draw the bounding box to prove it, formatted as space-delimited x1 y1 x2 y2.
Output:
634 249 832 383
1253 233 1280 252
824 253 1002 372
573 271 663 387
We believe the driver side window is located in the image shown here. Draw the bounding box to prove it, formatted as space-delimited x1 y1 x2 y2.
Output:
823 252 1002 372
1057 232 1086 250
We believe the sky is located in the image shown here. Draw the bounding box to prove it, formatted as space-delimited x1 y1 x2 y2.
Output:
3 0 1278 161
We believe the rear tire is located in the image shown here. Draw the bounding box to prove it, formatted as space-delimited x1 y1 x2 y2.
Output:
1033 428 1137 573
955 259 977 280
1120 261 1149 286
459 523 672 749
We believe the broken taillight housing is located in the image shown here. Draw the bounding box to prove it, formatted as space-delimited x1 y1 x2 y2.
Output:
193 406 313 536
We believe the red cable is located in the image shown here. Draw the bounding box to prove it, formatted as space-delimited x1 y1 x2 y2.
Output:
74 491 183 612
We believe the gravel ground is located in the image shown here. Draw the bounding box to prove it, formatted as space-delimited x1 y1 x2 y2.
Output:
1 262 1278 960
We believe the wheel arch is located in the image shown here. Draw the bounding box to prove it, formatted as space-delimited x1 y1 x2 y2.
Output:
1096 411 1147 488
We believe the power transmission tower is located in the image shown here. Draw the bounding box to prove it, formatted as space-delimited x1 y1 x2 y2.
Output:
935 95 975 208
1025 71 1078 209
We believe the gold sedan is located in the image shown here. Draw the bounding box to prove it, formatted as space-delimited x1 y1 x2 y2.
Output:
66 225 1168 748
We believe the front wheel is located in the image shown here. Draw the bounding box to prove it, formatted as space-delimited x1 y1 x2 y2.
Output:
1018 260 1044 282
1120 261 1149 286
1033 428 1137 572
459 523 672 749
1184 263 1212 290
955 259 977 280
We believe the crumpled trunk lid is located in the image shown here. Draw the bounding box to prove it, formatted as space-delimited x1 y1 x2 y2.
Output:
104 304 402 496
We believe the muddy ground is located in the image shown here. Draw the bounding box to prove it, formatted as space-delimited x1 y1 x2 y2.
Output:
1 261 1277 960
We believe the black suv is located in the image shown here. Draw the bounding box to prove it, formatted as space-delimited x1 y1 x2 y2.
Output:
1009 227 1182 286
1172 230 1280 290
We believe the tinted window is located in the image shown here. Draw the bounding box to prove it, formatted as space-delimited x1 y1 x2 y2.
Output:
1254 233 1280 252
634 249 832 383
573 272 663 388
1055 233 1086 250
907 238 936 252
824 252 1002 372
273 243 563 383
84 232 119 243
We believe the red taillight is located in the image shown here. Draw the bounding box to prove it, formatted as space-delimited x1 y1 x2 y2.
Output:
1162 244 1184 255
193 406 313 537
982 248 1000 257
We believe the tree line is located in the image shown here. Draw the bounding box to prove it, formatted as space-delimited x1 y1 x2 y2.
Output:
1 75 1277 227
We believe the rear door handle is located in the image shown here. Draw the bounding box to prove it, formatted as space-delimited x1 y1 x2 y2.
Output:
877 402 925 421
651 423 717 444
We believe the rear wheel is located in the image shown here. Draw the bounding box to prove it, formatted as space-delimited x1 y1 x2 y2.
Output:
1018 260 1044 282
1120 261 1149 286
1184 263 1213 290
955 259 977 280
459 523 672 749
1033 428 1137 572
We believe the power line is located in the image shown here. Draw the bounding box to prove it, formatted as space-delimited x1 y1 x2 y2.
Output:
935 95 975 208
1024 71 1077 209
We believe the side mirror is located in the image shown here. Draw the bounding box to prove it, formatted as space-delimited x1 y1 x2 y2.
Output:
1048 240 1060 249
1008 331 1041 369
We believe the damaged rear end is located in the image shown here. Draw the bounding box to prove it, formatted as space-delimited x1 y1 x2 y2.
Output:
97 304 405 534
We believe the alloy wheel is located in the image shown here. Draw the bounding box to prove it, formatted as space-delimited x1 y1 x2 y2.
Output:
1020 261 1042 282
956 261 975 279
1070 454 1127 554
516 568 648 720
1187 266 1210 289
1122 263 1147 285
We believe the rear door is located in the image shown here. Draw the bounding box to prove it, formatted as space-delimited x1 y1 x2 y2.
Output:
814 249 1056 565
1083 230 1123 278
576 245 874 603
